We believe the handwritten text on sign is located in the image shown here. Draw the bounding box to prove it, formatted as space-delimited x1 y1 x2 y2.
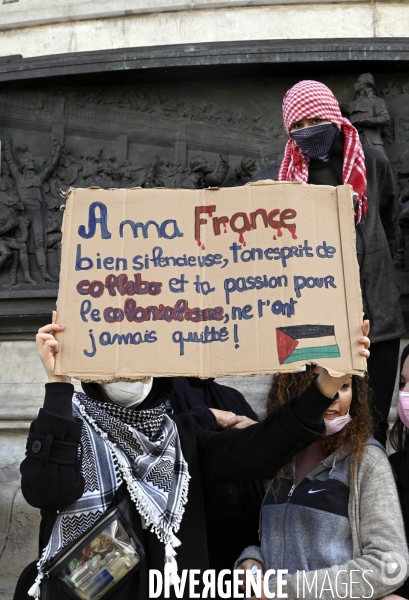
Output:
55 183 365 380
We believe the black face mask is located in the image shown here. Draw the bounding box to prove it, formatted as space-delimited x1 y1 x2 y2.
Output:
291 122 338 162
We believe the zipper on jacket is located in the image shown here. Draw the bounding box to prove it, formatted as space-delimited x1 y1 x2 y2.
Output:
280 456 338 568
260 454 340 561
281 464 296 569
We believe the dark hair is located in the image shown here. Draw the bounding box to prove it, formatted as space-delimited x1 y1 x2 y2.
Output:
390 343 409 452
390 344 409 534
267 365 373 466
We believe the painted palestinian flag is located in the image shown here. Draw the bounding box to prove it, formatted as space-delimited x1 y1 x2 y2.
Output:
276 325 340 365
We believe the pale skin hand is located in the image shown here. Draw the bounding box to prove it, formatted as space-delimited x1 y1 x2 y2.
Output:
223 415 258 430
209 408 237 428
209 409 257 430
36 310 71 383
315 319 370 398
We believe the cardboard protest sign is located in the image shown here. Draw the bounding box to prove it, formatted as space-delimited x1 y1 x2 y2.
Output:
55 182 366 381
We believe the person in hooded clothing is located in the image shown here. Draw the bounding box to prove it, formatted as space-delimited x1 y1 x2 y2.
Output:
14 314 370 600
276 80 405 447
234 366 409 600
171 377 263 587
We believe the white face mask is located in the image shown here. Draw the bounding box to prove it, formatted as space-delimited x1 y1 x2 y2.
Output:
102 379 153 408
398 391 409 429
324 409 352 436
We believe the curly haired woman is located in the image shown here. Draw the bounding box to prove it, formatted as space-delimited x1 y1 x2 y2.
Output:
235 366 408 599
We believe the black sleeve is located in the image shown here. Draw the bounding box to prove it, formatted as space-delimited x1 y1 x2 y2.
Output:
196 381 330 485
186 405 217 430
20 383 85 510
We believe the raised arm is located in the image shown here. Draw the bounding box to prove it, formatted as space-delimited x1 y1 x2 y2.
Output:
3 139 20 181
197 322 370 485
205 154 229 187
20 383 84 510
20 314 84 510
40 140 65 182
196 374 350 485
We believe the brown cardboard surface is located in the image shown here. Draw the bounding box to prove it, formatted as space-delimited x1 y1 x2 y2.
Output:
55 183 366 381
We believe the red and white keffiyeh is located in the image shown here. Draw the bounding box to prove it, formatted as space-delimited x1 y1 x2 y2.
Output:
277 80 368 222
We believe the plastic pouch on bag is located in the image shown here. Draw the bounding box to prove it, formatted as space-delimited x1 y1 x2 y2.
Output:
45 499 144 600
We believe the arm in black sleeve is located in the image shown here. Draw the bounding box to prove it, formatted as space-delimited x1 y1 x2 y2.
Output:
187 405 218 430
196 380 331 485
20 382 85 510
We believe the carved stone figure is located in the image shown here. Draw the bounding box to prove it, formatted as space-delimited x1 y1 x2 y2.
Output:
81 147 102 186
343 74 402 273
343 73 390 153
227 156 278 186
44 192 63 270
3 135 64 282
239 157 262 182
170 166 188 189
119 160 145 188
382 80 401 97
55 148 79 188
399 178 409 206
382 122 395 146
0 194 36 286
398 150 409 175
0 161 15 193
104 155 121 187
398 178 409 225
140 156 164 188
157 161 180 179
179 154 229 189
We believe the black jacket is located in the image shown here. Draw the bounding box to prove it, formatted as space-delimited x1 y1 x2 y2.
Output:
308 131 405 343
171 377 264 578
15 379 332 600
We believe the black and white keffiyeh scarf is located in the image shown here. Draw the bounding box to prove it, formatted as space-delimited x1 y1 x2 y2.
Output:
29 391 190 598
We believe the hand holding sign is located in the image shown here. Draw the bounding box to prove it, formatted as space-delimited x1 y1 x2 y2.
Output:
54 182 366 381
315 319 370 398
36 311 70 383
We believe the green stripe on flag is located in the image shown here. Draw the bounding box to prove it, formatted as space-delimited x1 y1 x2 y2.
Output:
283 344 341 364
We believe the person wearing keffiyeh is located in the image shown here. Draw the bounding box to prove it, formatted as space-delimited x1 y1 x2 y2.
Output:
277 79 368 223
14 312 369 600
277 79 405 448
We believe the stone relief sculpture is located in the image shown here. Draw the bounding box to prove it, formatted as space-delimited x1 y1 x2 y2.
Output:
342 73 403 268
382 80 401 98
139 156 164 188
178 154 229 189
2 135 65 282
226 157 263 186
5 75 409 288
342 73 390 154
0 127 252 285
0 194 36 285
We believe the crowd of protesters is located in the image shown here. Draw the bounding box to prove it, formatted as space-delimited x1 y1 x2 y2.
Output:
13 80 409 600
